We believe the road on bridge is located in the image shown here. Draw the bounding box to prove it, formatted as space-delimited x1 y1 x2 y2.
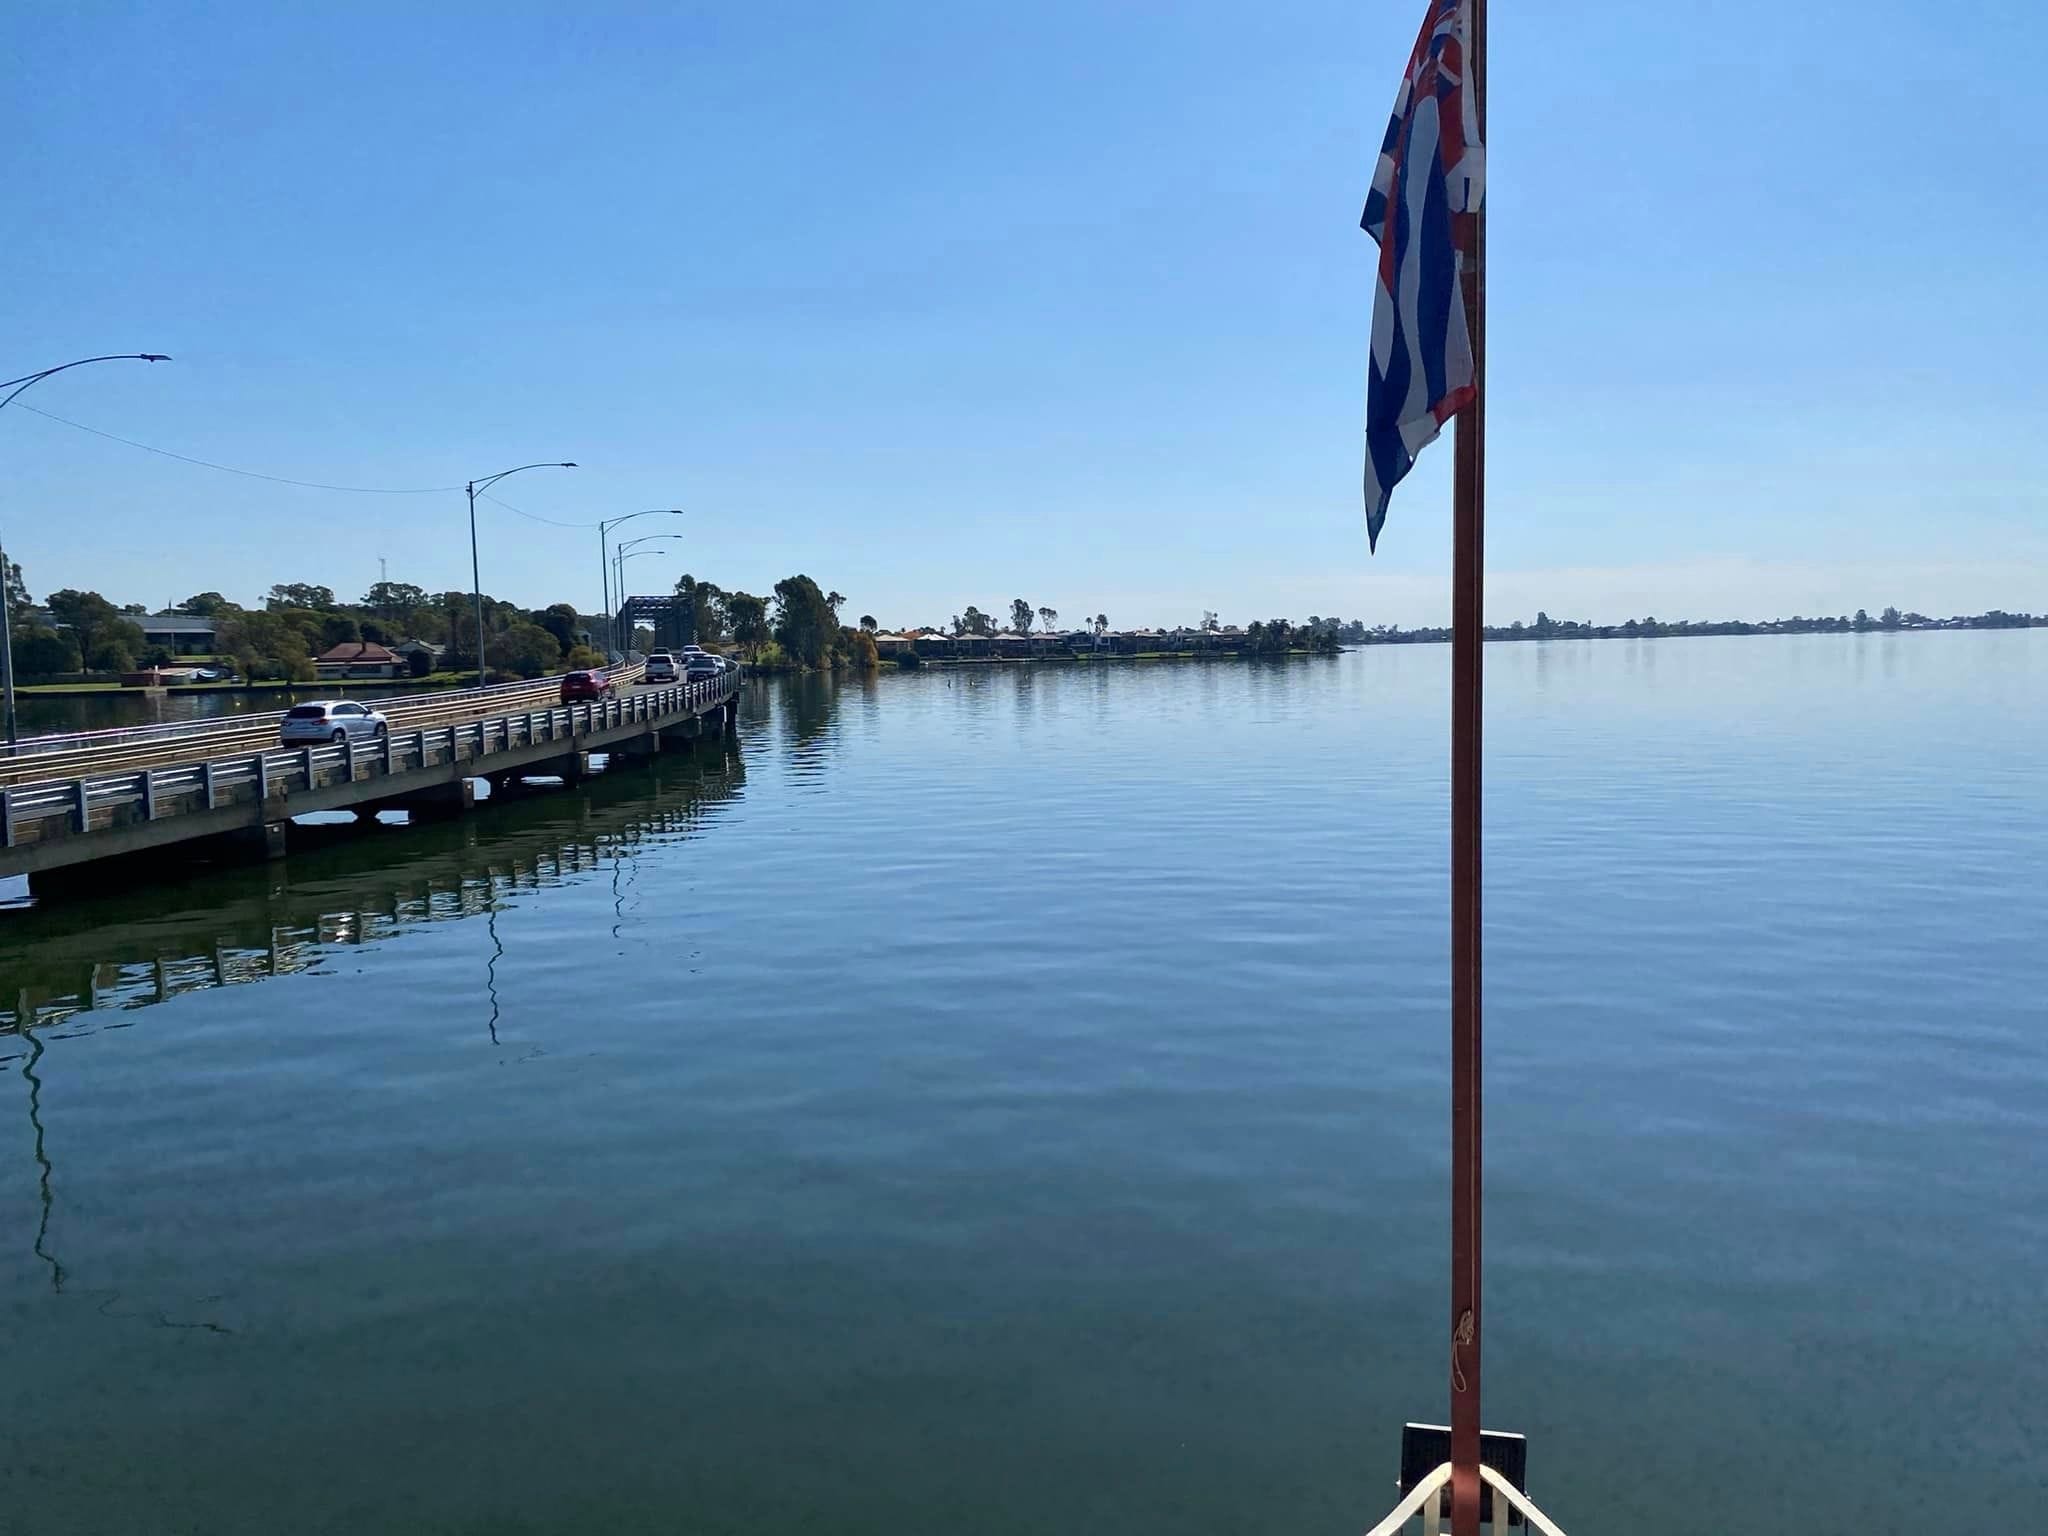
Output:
0 667 660 790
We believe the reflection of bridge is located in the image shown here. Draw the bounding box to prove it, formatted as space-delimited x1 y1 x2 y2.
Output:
0 667 740 898
0 741 745 1036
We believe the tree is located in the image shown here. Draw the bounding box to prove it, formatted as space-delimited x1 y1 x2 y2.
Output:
89 637 138 673
406 647 434 678
537 602 581 654
218 610 315 682
1880 606 1902 629
362 580 430 615
841 626 880 670
47 588 120 645
319 614 362 649
266 582 336 611
1038 606 1059 634
859 614 878 632
4 557 29 624
565 644 607 671
675 575 730 645
960 606 995 638
1200 610 1220 633
727 591 771 659
12 627 78 676
178 591 233 617
826 590 846 617
487 621 562 679
119 602 149 615
1094 613 1108 637
405 604 450 645
44 589 149 673
1854 607 1873 632
771 575 843 668
1010 598 1035 636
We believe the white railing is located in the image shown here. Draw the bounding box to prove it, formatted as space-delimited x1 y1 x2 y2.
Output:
1363 1464 1568 1536
0 669 736 853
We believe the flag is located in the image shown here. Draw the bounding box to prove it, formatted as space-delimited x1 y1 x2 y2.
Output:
1361 0 1485 551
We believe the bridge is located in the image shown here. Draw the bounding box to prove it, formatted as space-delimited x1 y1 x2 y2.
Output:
0 665 741 899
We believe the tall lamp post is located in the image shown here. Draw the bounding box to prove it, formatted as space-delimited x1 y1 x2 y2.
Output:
0 353 172 746
597 510 684 660
613 542 676 654
465 462 576 687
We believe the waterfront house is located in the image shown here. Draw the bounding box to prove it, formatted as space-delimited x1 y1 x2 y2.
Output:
315 641 404 679
137 612 223 656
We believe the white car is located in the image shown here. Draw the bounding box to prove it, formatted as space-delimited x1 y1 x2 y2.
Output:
280 700 390 744
644 653 679 683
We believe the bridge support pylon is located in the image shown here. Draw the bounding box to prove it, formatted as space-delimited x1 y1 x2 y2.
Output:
383 779 476 820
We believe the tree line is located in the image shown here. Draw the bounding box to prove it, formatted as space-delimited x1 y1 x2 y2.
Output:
3 559 885 683
676 572 879 672
1344 606 2048 645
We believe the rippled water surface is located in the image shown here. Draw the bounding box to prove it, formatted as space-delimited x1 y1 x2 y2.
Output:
3 633 2043 1534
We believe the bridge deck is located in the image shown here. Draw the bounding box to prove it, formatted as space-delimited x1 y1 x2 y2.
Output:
0 671 738 883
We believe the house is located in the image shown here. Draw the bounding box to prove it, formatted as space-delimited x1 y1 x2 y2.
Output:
315 641 404 679
137 613 222 656
392 639 443 671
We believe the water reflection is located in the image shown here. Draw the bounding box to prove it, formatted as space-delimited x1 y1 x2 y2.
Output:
23 1024 64 1292
0 745 746 1036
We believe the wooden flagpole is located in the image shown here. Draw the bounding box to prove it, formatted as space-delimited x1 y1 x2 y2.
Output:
1448 1 1486 1533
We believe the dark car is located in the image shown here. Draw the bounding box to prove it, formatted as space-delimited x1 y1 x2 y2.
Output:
559 670 617 703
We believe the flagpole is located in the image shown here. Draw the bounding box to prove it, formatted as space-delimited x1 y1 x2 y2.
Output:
1447 0 1487 1533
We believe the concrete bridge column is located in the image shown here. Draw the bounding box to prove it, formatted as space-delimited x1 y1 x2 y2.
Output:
608 726 662 763
389 779 476 819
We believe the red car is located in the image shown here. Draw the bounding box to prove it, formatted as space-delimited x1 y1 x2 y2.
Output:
559 669 617 703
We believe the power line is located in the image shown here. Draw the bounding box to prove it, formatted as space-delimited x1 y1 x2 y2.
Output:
477 491 602 530
11 402 465 495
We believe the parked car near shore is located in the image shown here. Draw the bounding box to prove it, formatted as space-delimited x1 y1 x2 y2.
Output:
279 701 389 744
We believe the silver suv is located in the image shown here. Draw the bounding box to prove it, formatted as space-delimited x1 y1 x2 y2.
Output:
280 700 390 744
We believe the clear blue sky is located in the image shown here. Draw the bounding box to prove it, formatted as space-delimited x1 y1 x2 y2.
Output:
7 0 2043 629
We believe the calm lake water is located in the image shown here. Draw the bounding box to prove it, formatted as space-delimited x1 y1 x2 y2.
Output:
2 634 2043 1534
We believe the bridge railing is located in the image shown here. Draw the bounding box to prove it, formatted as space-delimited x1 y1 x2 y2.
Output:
0 662 647 762
0 670 737 853
0 664 650 789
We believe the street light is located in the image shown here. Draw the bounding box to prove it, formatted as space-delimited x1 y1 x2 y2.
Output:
0 353 172 746
597 509 684 659
465 462 576 687
613 543 675 655
613 532 683 619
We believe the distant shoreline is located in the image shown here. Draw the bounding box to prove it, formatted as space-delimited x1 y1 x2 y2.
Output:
852 616 2044 673
1350 611 2044 647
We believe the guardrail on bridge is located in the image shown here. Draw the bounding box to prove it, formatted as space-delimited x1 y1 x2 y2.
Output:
1 668 737 883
